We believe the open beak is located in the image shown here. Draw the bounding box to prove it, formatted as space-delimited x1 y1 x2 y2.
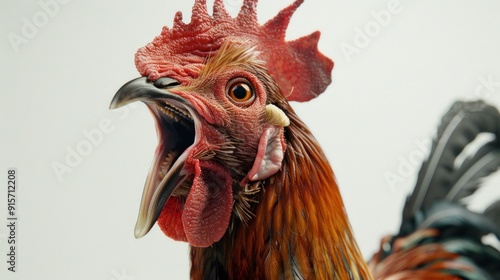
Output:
110 77 198 238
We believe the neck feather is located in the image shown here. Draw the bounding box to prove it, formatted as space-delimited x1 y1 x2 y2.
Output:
191 105 372 280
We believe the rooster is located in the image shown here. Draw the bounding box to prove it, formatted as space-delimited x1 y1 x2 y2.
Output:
109 0 500 279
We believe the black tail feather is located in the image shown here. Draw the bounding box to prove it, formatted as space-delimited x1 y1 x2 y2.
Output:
484 200 500 224
400 100 500 234
418 202 500 240
446 143 500 203
370 100 500 279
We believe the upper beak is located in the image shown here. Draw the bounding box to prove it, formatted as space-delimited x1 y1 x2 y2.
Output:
110 76 190 239
110 76 182 109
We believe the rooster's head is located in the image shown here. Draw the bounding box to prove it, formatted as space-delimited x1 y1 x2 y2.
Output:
110 0 333 247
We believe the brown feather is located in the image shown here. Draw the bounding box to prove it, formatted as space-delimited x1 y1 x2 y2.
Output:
368 229 477 280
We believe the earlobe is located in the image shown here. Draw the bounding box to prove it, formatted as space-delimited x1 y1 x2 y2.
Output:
265 104 290 127
245 125 286 182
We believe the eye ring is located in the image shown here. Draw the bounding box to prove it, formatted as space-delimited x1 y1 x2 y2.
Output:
226 78 255 105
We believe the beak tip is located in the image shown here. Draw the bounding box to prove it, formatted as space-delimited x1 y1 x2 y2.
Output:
109 77 149 110
134 233 144 239
134 229 148 239
134 218 152 239
108 99 121 110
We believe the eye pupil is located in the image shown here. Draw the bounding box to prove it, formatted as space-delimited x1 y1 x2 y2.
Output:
232 85 248 100
228 82 253 103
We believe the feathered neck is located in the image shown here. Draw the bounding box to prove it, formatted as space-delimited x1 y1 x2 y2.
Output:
190 102 372 279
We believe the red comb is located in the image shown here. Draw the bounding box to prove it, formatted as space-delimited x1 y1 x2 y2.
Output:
135 0 333 102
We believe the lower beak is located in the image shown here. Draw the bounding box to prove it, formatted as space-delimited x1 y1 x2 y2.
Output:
110 77 189 238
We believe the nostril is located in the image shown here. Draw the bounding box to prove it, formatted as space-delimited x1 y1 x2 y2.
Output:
154 77 180 89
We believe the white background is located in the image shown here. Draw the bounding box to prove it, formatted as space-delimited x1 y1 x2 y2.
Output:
2 0 500 279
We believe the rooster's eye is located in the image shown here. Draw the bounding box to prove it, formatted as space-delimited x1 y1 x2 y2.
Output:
227 81 254 104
